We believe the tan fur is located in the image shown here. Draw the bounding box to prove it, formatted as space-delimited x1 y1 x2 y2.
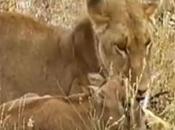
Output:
87 0 159 92
0 12 101 103
0 79 146 130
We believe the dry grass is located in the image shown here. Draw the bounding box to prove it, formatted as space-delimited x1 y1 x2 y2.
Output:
146 0 175 129
0 0 86 28
0 0 175 130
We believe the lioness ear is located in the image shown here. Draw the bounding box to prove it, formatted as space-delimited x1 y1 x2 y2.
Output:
86 0 110 25
72 18 94 59
142 1 159 20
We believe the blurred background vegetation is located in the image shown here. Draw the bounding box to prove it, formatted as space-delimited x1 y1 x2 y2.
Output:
0 0 86 28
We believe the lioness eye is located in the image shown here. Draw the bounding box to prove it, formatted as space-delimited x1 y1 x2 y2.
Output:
113 43 127 58
114 44 125 52
145 38 152 55
145 38 151 47
112 39 126 51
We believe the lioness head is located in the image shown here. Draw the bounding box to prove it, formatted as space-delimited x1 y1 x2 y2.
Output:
86 0 158 92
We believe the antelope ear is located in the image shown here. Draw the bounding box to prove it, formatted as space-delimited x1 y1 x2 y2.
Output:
87 73 105 86
88 85 104 103
86 0 110 25
142 1 159 20
88 85 99 94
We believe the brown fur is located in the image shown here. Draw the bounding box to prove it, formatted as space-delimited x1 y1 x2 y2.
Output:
0 79 146 130
87 0 159 92
0 12 101 103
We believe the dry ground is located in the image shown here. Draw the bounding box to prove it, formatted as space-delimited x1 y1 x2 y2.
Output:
0 0 175 129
